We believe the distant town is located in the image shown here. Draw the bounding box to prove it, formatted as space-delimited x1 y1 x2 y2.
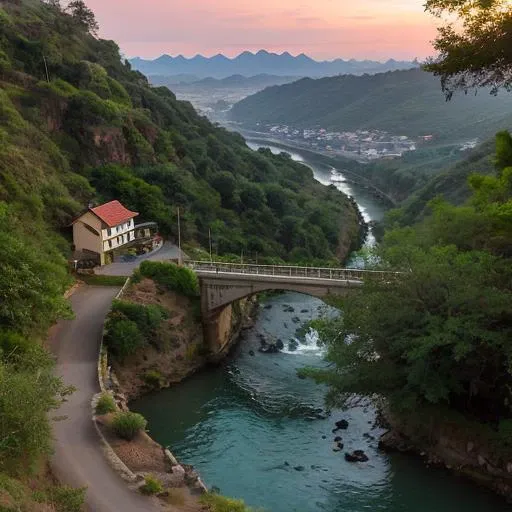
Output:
242 123 477 161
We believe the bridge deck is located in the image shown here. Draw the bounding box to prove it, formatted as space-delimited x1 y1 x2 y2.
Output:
185 261 395 282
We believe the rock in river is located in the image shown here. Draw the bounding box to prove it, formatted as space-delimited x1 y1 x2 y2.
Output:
345 450 369 463
334 419 349 430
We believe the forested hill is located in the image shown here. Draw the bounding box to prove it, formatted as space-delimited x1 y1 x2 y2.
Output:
0 0 360 267
230 68 512 141
0 0 361 503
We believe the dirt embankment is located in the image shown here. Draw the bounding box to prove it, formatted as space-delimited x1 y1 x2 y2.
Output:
379 411 512 501
111 278 206 401
112 278 255 401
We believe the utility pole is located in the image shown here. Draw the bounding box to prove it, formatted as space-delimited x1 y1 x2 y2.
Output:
209 228 213 263
43 55 50 83
177 207 182 266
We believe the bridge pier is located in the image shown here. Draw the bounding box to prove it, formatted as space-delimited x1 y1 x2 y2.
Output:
197 270 367 356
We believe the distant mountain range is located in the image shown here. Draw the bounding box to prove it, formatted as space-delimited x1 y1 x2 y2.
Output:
230 68 512 142
130 50 418 79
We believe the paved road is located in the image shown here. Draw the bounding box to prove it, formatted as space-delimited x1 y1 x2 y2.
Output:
96 241 186 276
50 286 161 512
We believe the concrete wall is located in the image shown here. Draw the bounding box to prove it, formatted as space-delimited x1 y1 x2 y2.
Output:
204 298 255 361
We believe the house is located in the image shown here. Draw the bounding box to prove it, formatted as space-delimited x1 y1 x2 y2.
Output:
72 200 139 266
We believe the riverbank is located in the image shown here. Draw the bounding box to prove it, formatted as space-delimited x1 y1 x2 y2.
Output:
379 407 512 502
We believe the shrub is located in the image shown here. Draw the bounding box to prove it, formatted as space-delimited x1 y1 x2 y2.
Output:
104 318 144 359
139 474 163 495
143 369 162 388
46 485 86 512
111 300 167 333
95 393 116 415
111 411 147 441
200 493 254 512
139 261 199 297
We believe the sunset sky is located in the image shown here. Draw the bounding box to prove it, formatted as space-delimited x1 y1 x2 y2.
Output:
84 0 438 61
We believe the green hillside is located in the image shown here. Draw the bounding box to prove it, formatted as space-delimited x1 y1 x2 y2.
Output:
230 69 512 141
0 0 361 504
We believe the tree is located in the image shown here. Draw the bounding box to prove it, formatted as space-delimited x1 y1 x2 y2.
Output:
424 0 512 96
67 0 99 34
305 132 512 423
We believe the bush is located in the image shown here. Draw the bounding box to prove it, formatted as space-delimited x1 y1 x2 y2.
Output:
111 411 147 441
143 369 162 388
104 318 144 359
139 474 163 495
111 300 167 333
139 261 199 297
200 493 255 512
95 393 116 415
46 485 86 512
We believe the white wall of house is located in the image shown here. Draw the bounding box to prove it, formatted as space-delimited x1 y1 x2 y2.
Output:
101 219 135 252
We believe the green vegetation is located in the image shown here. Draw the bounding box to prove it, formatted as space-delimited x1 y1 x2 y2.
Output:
230 69 512 142
200 493 257 512
104 300 167 359
0 473 86 512
424 0 512 96
305 132 512 436
95 392 117 415
139 474 163 495
79 274 129 286
139 261 199 297
111 411 147 441
143 369 163 388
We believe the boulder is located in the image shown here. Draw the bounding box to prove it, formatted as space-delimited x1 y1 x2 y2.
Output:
345 450 369 463
335 419 349 430
276 339 284 350
334 436 342 442
294 466 305 472
248 350 255 356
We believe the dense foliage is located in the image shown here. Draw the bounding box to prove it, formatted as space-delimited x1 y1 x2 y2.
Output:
230 69 512 142
307 133 512 428
0 0 361 501
104 299 167 359
424 0 512 96
138 261 199 297
0 0 360 266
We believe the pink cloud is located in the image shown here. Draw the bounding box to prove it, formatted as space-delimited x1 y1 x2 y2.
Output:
84 0 437 60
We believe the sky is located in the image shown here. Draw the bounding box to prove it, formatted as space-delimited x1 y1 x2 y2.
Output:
84 0 438 61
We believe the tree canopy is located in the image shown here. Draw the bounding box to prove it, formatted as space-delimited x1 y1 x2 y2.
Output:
424 0 512 96
306 132 512 426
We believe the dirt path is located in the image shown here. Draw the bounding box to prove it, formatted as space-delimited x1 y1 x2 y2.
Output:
49 285 162 512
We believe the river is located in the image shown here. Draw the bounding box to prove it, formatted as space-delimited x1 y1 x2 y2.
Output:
131 142 509 512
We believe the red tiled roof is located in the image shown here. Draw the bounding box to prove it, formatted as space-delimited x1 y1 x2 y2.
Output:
90 200 139 228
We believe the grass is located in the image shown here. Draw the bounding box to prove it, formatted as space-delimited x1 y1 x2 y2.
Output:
111 411 147 441
79 274 129 286
95 392 116 415
139 474 163 495
200 493 258 512
165 488 186 506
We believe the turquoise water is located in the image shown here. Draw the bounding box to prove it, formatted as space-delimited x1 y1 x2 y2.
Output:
132 143 509 511
132 292 509 512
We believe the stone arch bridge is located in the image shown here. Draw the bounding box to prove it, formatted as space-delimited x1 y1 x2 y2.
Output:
185 261 397 355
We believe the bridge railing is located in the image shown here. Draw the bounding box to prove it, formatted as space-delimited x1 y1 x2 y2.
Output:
185 261 398 282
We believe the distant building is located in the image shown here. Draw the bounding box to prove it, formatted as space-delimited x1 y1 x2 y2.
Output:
72 200 139 266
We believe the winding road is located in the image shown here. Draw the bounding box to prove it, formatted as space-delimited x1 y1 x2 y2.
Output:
49 285 161 512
